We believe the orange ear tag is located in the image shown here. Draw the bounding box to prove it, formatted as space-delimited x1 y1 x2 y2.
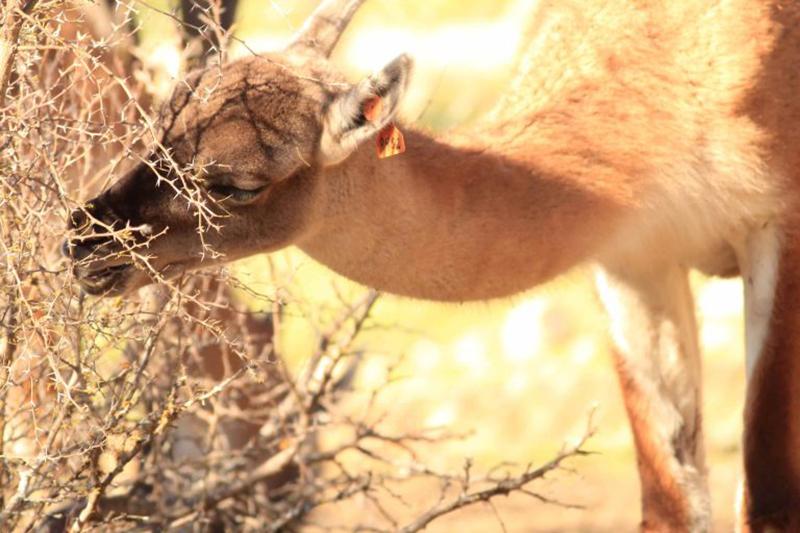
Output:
362 96 405 159
376 123 405 159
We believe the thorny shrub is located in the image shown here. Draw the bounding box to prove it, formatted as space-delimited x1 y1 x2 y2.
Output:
0 1 593 531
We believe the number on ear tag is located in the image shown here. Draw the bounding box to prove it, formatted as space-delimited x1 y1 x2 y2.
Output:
376 123 405 159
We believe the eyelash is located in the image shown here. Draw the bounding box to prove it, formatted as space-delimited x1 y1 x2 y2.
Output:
207 184 267 204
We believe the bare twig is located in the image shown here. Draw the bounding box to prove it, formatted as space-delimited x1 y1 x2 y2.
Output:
0 0 37 108
397 419 596 533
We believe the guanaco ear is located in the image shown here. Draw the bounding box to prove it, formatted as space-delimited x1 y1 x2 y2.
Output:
319 54 412 165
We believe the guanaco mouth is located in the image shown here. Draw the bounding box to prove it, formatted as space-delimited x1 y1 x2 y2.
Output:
75 263 132 295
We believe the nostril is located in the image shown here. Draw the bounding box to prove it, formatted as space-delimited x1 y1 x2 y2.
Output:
69 209 89 230
61 239 93 261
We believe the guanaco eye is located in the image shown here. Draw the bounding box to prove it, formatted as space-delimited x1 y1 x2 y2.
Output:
206 184 267 204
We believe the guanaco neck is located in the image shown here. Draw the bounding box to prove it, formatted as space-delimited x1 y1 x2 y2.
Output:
298 122 630 302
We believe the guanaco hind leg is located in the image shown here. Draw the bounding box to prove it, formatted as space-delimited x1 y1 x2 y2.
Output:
735 221 800 531
595 263 709 532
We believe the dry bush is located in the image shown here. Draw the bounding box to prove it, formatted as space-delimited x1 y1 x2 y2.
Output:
0 2 593 531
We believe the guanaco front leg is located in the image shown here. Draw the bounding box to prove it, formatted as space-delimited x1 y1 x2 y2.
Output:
595 262 709 532
735 221 800 531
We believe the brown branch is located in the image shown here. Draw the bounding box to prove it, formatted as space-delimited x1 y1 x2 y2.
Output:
396 425 596 533
166 441 299 529
0 0 37 109
68 382 187 532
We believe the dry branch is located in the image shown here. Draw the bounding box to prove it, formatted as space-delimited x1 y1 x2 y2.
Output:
397 422 595 533
0 0 37 108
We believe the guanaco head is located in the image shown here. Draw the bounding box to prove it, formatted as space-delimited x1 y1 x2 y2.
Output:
62 0 411 296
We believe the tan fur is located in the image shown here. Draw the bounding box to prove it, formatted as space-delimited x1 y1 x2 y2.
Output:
64 0 800 529
596 264 708 531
